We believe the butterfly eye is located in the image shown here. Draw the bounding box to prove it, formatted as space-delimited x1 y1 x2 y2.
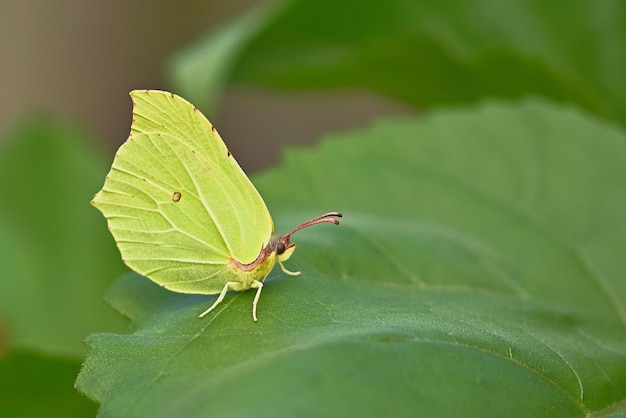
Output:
276 242 286 255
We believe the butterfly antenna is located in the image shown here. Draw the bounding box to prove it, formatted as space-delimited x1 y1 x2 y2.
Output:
285 212 343 237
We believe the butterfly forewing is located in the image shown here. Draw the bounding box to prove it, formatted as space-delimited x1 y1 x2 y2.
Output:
92 90 273 294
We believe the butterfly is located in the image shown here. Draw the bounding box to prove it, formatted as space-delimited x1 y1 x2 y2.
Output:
92 90 342 321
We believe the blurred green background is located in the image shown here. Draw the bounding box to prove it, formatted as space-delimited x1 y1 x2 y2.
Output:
0 0 410 171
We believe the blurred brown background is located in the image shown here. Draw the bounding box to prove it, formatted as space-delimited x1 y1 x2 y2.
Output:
1 0 411 172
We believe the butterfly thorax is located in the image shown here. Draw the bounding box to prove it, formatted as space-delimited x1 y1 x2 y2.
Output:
228 234 296 286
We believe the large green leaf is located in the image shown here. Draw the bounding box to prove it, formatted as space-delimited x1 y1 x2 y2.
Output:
171 0 626 126
77 101 626 417
0 118 126 356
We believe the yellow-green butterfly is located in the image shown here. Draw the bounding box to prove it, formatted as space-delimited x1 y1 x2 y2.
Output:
92 90 342 321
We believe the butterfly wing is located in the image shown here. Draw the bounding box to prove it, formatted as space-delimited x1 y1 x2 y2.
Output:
92 90 273 294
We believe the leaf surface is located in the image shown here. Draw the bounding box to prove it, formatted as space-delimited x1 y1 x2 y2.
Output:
77 101 626 417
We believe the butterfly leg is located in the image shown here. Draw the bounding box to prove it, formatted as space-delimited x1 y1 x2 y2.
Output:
250 280 263 322
199 282 238 318
278 260 301 277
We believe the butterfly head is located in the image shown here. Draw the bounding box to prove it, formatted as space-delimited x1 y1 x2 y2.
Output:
273 212 343 263
274 235 297 263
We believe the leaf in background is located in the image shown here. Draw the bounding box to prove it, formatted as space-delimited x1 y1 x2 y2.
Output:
0 350 96 417
170 0 626 127
76 101 626 417
167 0 285 114
0 118 126 357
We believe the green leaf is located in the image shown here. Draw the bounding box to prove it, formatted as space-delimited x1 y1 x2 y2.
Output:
167 1 284 114
170 0 626 127
0 118 127 356
0 350 97 418
77 101 626 417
